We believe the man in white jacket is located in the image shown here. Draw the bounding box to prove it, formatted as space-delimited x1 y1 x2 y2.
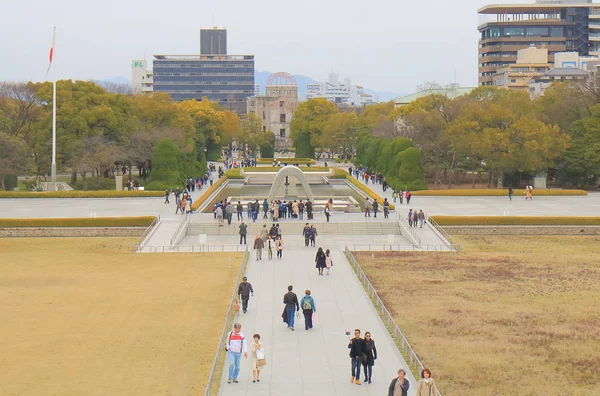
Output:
225 323 247 384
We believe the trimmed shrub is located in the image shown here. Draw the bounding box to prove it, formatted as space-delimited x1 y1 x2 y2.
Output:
411 189 588 196
430 216 600 226
294 134 315 159
344 174 396 210
191 177 226 211
3 174 18 191
147 138 185 190
224 169 244 179
260 134 275 158
0 216 156 227
256 158 316 165
0 191 163 198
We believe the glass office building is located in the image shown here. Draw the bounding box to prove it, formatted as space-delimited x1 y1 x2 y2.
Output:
153 54 255 114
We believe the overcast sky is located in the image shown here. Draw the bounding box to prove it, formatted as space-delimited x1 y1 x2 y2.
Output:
0 0 507 95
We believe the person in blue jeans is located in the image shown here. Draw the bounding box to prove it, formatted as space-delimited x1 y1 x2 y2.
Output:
282 285 299 330
225 322 247 384
348 329 367 385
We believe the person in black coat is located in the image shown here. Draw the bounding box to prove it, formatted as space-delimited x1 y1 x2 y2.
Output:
315 247 326 276
388 369 410 396
362 331 378 383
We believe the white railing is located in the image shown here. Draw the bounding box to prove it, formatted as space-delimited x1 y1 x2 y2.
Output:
345 243 456 252
139 244 249 253
203 249 249 396
133 216 160 252
425 215 460 252
170 216 190 247
344 247 442 396
397 213 421 247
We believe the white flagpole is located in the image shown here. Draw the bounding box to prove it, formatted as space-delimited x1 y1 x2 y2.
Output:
51 27 57 185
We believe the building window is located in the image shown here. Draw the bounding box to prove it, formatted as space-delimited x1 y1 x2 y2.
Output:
280 129 286 137
263 111 266 120
263 126 267 132
279 101 285 108
280 114 286 123
510 79 517 83
551 27 564 37
504 27 525 37
526 27 548 37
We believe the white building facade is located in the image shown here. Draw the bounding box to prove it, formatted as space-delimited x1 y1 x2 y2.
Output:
131 60 153 94
305 72 374 107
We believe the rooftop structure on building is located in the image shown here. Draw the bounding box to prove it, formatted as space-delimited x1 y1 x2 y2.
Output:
131 60 153 94
149 28 254 114
394 84 476 107
493 46 553 90
247 72 299 149
478 0 600 86
529 66 591 96
306 72 374 107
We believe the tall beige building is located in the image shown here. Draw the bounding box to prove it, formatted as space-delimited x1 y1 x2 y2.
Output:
247 72 299 149
492 46 552 91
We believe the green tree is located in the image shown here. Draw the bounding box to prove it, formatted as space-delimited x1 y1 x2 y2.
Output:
0 132 29 190
395 147 427 191
146 138 186 190
290 98 338 158
260 133 276 158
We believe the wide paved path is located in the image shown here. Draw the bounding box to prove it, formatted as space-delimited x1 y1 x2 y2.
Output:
218 245 417 396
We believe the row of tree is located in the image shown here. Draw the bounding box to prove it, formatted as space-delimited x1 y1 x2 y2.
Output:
292 84 600 188
0 80 275 190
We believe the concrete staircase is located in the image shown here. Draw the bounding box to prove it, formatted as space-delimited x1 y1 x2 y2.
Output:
186 220 401 236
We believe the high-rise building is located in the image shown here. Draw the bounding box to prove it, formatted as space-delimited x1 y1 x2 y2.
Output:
200 28 227 55
152 54 255 114
478 0 600 86
247 72 298 149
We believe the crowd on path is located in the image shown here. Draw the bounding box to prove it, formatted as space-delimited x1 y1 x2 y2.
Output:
222 245 433 395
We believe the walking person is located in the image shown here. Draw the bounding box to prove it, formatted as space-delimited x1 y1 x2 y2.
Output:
275 236 283 259
225 323 247 384
406 190 412 205
237 277 254 314
373 200 379 218
416 368 439 396
300 290 316 330
315 247 326 276
525 185 533 200
236 201 243 221
283 285 299 331
226 202 233 225
418 209 425 228
306 199 313 220
254 235 264 261
298 200 305 220
325 248 333 275
408 209 413 227
267 237 273 260
303 223 311 247
216 205 224 226
362 332 378 384
310 225 318 247
388 369 410 396
399 190 404 204
251 334 266 383
263 199 269 219
239 222 248 245
392 190 398 204
260 224 268 243
508 186 513 201
324 204 331 222
247 200 253 220
164 189 170 204
348 329 366 385
383 198 390 219
365 198 371 217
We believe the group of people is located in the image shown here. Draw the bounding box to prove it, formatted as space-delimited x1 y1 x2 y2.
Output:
302 223 319 247
364 198 391 219
251 224 284 260
391 190 412 205
168 189 193 215
407 209 426 228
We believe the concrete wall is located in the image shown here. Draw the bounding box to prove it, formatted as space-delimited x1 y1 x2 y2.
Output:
0 227 146 238
445 226 600 236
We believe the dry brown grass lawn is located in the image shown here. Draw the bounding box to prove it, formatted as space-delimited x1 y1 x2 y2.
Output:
355 236 600 396
0 238 242 396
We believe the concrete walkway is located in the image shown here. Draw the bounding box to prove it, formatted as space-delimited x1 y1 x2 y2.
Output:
218 246 417 396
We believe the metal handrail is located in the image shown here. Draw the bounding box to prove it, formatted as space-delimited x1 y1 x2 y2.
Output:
397 213 421 247
344 247 442 396
204 249 249 396
425 215 459 252
134 215 160 252
139 244 249 253
170 216 190 246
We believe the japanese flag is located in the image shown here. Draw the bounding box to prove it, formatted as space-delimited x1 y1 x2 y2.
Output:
46 27 55 77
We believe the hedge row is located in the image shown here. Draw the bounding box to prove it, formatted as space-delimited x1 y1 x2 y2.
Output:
329 169 396 210
256 158 316 165
0 216 157 228
430 216 600 226
411 189 588 197
0 191 164 198
191 177 227 211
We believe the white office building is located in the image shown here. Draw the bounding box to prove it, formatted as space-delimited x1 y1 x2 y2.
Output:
306 72 374 107
131 60 153 94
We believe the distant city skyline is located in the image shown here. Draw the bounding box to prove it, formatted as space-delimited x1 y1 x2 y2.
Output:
1 0 499 93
